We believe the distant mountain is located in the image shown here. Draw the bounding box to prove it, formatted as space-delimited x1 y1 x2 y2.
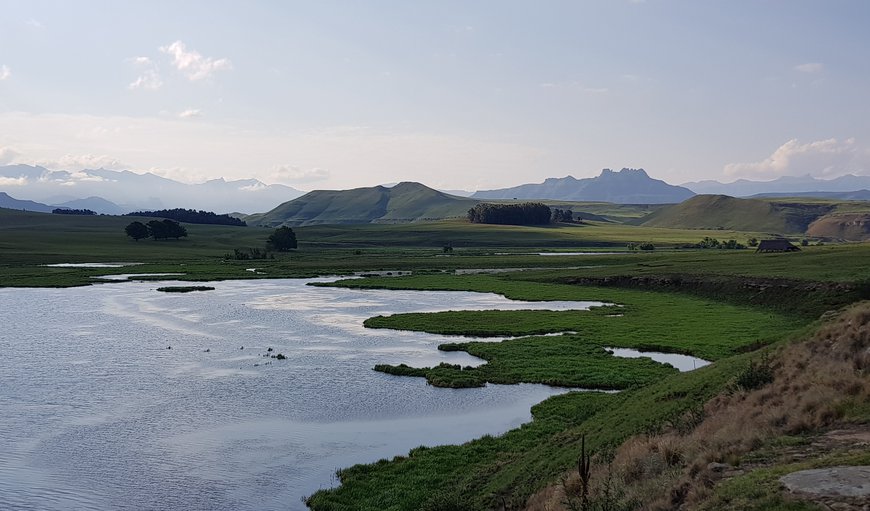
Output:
247 182 478 226
438 189 474 197
54 196 125 215
0 165 304 214
638 195 837 233
749 190 870 200
0 192 54 213
472 168 695 204
682 174 870 197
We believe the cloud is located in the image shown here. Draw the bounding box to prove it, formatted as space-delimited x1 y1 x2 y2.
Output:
128 57 162 90
270 165 330 184
0 65 10 81
0 146 19 164
794 62 824 73
178 108 202 119
724 138 866 179
160 41 232 81
26 19 44 29
0 176 27 186
36 154 129 171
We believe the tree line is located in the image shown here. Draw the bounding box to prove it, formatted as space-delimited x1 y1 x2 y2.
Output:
53 208 96 215
125 219 188 241
467 202 553 225
125 208 246 226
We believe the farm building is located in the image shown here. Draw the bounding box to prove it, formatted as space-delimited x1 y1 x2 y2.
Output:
755 239 800 253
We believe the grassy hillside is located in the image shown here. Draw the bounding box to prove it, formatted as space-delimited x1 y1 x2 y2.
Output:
638 195 839 233
246 182 478 226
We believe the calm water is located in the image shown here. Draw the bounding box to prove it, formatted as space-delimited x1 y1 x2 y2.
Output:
0 278 608 511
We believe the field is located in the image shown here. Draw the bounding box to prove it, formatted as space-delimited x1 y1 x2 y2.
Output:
2 207 868 510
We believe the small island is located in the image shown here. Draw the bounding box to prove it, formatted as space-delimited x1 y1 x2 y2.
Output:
156 286 216 293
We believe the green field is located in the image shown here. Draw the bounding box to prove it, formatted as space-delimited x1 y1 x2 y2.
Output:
1 207 845 287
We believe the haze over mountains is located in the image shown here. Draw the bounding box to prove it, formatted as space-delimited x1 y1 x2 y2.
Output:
682 174 870 197
0 165 303 214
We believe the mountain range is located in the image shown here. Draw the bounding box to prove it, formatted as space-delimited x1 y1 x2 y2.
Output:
682 174 870 197
0 165 303 214
473 168 696 204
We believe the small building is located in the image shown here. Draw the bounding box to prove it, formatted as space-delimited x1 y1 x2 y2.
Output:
755 239 800 253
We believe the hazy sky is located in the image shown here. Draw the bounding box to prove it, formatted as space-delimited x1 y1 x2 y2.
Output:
1 1 869 191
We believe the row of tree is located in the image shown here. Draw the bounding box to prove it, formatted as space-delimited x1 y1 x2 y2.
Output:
124 221 297 252
467 202 552 225
53 208 96 215
125 220 188 241
125 208 246 226
551 208 575 223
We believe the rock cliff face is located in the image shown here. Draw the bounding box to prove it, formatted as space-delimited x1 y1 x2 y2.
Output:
472 168 695 204
807 213 870 241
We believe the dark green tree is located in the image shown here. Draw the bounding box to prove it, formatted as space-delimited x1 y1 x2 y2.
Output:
147 219 187 240
267 226 297 251
125 221 150 241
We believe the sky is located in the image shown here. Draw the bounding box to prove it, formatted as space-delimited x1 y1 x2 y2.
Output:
1 0 870 191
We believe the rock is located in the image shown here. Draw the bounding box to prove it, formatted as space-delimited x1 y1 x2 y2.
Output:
780 466 870 498
707 462 729 472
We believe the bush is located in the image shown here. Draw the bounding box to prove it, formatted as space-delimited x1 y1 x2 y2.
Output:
735 355 774 391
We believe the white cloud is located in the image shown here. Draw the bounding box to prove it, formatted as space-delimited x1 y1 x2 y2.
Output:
0 176 28 186
178 108 202 119
26 19 44 29
36 154 129 172
270 165 330 184
0 65 11 81
794 62 824 73
0 146 19 164
724 138 866 179
128 57 162 90
159 41 232 81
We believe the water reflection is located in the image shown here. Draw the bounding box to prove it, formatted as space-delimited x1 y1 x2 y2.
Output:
0 278 607 510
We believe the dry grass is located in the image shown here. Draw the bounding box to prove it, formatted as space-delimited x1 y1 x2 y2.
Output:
526 302 870 511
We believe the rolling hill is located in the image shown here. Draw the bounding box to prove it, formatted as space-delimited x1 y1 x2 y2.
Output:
473 168 695 204
246 182 479 226
637 195 837 234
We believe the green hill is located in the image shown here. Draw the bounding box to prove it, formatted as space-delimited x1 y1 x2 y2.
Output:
637 194 838 233
246 182 480 226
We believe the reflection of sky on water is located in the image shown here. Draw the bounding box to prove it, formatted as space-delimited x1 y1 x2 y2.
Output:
0 278 608 511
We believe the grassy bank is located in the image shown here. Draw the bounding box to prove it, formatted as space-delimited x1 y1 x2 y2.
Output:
305 271 824 510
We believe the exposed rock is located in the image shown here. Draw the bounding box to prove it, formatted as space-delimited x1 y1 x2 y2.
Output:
780 466 870 498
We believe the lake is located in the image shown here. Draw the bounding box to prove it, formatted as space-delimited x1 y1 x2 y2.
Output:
0 278 610 510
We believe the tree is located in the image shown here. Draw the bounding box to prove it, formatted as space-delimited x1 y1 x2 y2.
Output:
125 221 150 241
267 226 297 251
147 219 187 240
